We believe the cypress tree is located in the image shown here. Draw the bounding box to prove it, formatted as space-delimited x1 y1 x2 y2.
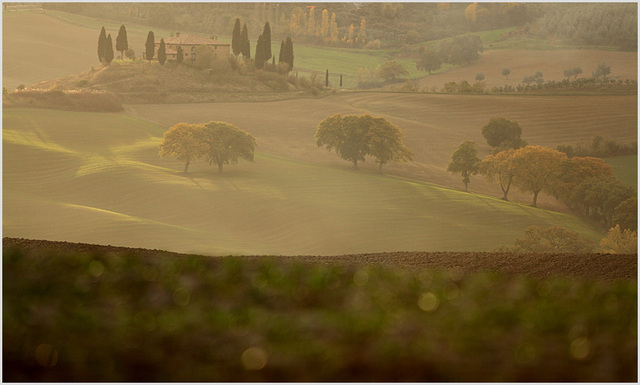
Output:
240 23 250 59
340 74 343 87
176 45 184 64
104 34 114 66
325 69 329 87
145 31 155 61
158 39 166 65
116 24 128 59
262 22 271 61
255 34 265 69
279 40 285 63
284 36 294 69
97 26 107 63
231 18 241 57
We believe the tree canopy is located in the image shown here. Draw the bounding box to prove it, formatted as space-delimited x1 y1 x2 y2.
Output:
315 114 412 171
447 140 480 192
478 148 516 200
158 123 208 173
201 122 257 173
231 18 242 57
97 26 107 63
416 47 442 74
511 146 567 207
378 60 408 82
481 117 526 151
104 34 114 66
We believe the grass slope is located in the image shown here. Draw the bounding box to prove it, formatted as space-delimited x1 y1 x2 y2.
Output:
605 155 638 187
4 108 604 255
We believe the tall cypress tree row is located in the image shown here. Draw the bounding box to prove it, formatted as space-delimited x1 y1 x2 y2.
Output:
97 26 107 63
104 34 114 66
116 24 128 59
231 18 241 57
158 39 166 65
145 31 155 61
262 22 271 61
278 40 285 63
240 23 250 59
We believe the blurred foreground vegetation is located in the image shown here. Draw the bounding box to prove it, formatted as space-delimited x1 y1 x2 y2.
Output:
3 244 636 381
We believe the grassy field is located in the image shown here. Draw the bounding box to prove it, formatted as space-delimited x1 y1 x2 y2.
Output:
606 155 638 187
3 108 608 255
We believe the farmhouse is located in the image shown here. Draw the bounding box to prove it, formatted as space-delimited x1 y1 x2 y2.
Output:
155 32 230 62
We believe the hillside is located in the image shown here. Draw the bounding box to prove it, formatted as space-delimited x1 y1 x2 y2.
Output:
3 108 608 256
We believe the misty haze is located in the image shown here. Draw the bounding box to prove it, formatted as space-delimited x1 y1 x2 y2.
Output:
3 2 637 382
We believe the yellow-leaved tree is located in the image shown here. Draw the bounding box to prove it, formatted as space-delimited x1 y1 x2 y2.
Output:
478 148 516 200
511 146 567 207
158 123 207 173
600 225 638 254
200 121 257 174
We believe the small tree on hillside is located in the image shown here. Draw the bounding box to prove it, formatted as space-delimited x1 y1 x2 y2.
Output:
368 116 413 173
116 24 128 59
158 123 207 173
158 39 166 65
510 226 596 253
481 117 526 151
315 114 371 169
501 68 510 79
416 48 442 75
378 60 409 82
572 66 583 79
231 18 242 57
600 225 637 254
145 31 155 62
479 149 516 200
447 140 480 192
201 121 256 174
255 34 265 69
475 73 485 82
97 26 107 63
283 36 294 70
176 45 184 64
594 62 611 81
104 34 114 66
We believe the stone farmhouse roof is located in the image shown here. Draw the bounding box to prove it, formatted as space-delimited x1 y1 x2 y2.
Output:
156 33 229 47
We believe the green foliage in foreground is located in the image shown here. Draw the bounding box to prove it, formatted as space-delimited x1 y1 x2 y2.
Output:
3 247 636 382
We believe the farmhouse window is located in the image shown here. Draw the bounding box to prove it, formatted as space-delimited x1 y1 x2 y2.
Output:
191 46 196 52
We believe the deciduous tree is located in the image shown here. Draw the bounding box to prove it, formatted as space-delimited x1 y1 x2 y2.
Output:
368 117 413 173
553 156 613 210
502 68 511 79
481 117 526 151
600 225 637 254
158 123 207 173
116 24 128 59
201 121 256 174
511 146 567 207
479 149 516 200
316 114 371 169
378 60 408 81
613 196 637 231
510 226 596 253
447 140 480 192
329 13 338 43
416 48 442 74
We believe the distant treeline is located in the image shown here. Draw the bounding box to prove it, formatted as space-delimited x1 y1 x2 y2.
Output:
536 3 637 50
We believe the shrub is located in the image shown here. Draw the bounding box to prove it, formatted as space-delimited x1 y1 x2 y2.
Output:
364 39 382 49
256 70 289 91
8 88 123 112
507 226 597 253
125 48 136 60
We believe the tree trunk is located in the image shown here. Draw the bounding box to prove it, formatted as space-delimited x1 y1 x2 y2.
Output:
183 160 190 173
464 181 468 192
532 190 539 207
352 159 358 169
217 162 224 174
378 163 383 174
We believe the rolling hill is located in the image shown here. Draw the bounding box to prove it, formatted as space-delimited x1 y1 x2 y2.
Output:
3 108 606 255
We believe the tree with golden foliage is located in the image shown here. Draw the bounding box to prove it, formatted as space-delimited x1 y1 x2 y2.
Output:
307 6 316 37
553 156 613 209
347 24 355 44
511 146 567 207
368 117 414 173
329 13 338 43
320 9 330 40
357 18 367 45
478 148 516 200
158 123 207 173
600 225 637 254
465 2 478 23
200 122 256 174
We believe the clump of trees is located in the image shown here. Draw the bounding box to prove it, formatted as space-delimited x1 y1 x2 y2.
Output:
96 26 115 66
416 34 483 75
159 122 256 173
315 114 413 172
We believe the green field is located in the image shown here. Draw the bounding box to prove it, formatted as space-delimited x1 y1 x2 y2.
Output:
3 108 606 255
606 155 638 187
